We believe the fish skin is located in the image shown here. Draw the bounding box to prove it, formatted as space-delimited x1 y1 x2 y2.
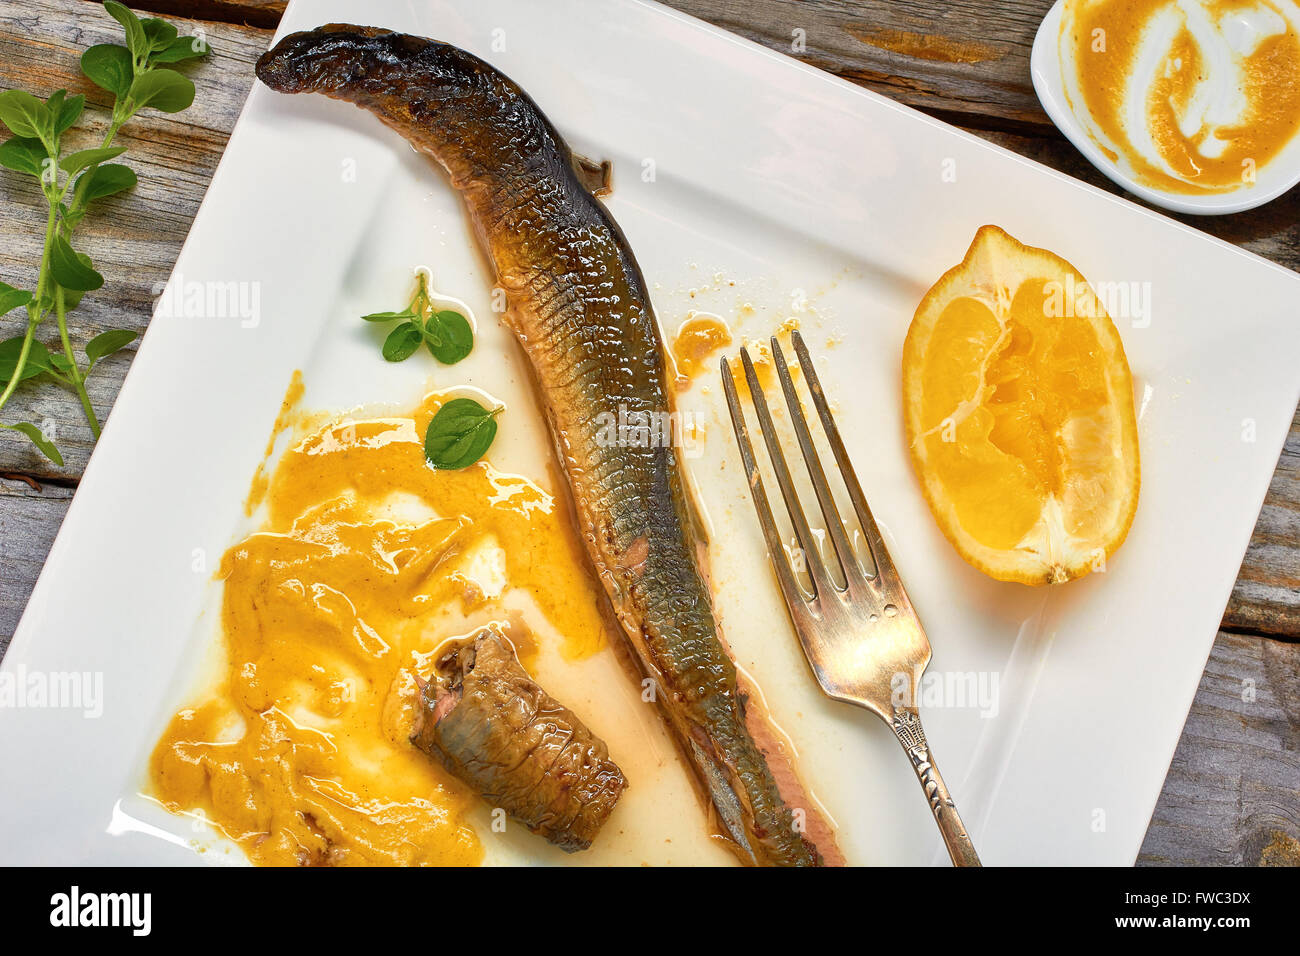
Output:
411 627 626 853
256 25 826 866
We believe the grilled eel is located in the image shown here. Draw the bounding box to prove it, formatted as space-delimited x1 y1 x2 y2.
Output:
412 626 626 852
257 25 838 866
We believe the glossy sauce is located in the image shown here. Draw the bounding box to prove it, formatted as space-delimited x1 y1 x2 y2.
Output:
671 312 732 387
1061 0 1300 192
150 394 619 866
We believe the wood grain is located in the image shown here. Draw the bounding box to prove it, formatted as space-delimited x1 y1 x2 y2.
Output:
1138 631 1300 866
670 0 1058 130
1225 407 1300 638
0 0 1296 867
0 4 267 479
0 480 71 645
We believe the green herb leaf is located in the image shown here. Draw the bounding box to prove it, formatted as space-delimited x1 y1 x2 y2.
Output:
361 309 417 323
423 398 501 470
0 282 33 315
149 35 210 64
78 162 136 201
60 146 127 176
52 92 85 136
0 89 53 142
141 17 179 52
50 353 73 374
0 422 63 466
50 236 103 292
0 336 53 383
128 68 196 114
382 323 423 362
103 1 147 61
424 309 474 365
85 328 138 367
81 44 134 98
0 136 46 177
60 282 87 312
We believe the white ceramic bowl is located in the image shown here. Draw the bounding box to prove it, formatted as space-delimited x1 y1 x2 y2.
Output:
1031 0 1300 215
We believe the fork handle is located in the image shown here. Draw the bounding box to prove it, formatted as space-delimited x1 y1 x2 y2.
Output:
890 706 981 867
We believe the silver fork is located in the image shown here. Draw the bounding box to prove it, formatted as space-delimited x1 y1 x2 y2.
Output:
720 329 981 867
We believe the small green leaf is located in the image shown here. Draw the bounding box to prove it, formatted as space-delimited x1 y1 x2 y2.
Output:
0 89 53 141
60 146 127 176
49 353 73 374
424 309 474 365
81 44 134 98
78 162 136 201
50 236 103 292
141 18 178 52
52 92 85 136
382 323 423 362
44 89 67 137
0 136 46 177
423 398 501 470
0 336 53 383
150 35 211 64
85 328 138 367
1 422 63 466
60 279 87 312
104 1 147 61
361 309 417 323
0 282 33 315
128 68 196 114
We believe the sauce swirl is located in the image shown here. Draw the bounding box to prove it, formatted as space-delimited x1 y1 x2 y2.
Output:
1061 0 1300 193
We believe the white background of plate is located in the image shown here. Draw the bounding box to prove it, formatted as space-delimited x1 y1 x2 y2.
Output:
0 0 1297 865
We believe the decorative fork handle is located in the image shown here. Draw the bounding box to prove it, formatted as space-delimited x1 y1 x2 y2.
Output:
890 706 982 867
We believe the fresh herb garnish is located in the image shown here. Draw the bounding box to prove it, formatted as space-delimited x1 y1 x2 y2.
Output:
424 309 474 365
424 398 502 470
0 1 210 464
382 323 423 362
363 270 474 366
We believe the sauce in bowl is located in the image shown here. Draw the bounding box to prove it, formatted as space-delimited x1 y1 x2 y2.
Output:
1060 0 1300 194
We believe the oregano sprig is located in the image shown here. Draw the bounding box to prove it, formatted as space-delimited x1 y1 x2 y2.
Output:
0 1 211 465
362 270 475 366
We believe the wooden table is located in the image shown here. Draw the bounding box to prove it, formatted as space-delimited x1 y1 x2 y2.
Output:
0 0 1295 866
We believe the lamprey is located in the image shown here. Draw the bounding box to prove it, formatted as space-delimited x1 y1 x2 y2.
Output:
257 25 838 865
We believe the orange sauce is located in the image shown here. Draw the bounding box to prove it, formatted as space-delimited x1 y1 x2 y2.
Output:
1062 0 1300 193
244 370 305 515
150 393 617 865
671 312 732 387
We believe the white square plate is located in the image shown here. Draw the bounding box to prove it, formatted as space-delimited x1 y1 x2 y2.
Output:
1 0 1297 866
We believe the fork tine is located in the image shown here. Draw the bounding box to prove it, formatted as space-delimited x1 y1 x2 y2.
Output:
770 337 862 584
736 347 837 596
720 355 814 608
789 329 901 585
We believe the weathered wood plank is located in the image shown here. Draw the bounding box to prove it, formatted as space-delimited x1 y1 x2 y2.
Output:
0 478 72 652
669 0 1058 130
0 3 267 480
1226 407 1300 638
77 0 286 29
1138 631 1300 866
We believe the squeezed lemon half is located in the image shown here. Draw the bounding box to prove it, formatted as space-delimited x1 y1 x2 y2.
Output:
902 225 1140 585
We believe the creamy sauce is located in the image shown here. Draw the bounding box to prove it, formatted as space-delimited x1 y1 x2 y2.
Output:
671 312 732 387
151 394 620 866
1061 0 1300 193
